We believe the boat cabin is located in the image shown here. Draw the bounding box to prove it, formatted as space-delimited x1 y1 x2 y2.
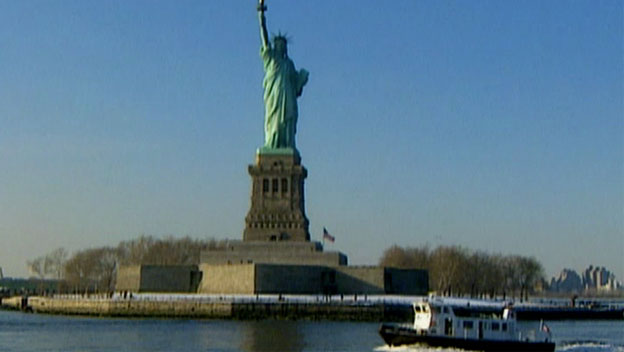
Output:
413 298 550 342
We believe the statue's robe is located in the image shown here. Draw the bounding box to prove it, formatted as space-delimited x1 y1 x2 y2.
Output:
261 45 307 149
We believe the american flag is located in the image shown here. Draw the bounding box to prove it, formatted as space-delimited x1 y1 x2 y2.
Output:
323 227 335 243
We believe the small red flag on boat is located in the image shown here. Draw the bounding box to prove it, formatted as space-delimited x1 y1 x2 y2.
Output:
323 227 335 243
541 322 551 334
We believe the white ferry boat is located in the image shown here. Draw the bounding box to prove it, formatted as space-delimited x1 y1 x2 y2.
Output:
379 297 555 351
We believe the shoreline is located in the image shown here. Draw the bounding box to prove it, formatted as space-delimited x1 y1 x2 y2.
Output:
2 294 622 321
1 294 412 321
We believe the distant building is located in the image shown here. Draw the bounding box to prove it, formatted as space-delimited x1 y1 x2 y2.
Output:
549 266 622 293
583 265 622 292
550 269 583 293
0 267 3 280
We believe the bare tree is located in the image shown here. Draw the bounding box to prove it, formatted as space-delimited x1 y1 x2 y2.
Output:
26 235 227 293
27 247 68 279
482 254 505 299
141 236 200 265
27 257 45 279
379 244 545 300
429 246 468 296
117 235 157 265
463 251 490 298
64 247 117 293
116 235 225 266
517 256 544 301
44 248 68 279
379 245 430 269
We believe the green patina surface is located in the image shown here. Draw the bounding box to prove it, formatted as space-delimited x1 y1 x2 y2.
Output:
258 0 308 151
257 146 299 156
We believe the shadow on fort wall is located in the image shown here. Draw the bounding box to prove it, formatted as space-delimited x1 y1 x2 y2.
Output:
333 271 385 295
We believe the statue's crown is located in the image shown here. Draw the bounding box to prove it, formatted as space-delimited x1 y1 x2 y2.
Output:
272 32 289 44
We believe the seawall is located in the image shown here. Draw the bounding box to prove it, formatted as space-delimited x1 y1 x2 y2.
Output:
27 296 233 318
6 294 412 322
0 296 26 311
5 295 621 321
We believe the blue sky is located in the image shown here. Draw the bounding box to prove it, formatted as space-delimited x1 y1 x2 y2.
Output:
1 0 622 280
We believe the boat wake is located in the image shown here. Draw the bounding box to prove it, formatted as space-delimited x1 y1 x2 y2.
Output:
558 341 624 352
374 345 467 352
375 342 624 352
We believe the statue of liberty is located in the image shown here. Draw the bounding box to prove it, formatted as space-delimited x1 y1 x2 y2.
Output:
257 0 309 150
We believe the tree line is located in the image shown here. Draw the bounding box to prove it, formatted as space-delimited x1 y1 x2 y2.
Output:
379 245 544 301
27 236 226 293
28 238 544 299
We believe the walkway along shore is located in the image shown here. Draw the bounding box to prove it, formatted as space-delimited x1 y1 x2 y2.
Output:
0 294 413 321
1 294 622 321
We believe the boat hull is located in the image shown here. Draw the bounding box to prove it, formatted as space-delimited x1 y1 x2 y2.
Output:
379 323 555 352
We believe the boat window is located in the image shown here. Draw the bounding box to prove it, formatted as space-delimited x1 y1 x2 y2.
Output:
414 306 422 313
502 323 507 331
491 322 500 331
462 321 473 329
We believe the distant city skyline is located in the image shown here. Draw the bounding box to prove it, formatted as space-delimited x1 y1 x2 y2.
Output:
1 1 622 280
550 265 622 294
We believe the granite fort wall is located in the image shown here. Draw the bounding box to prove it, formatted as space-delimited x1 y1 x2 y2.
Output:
115 266 142 292
334 266 386 294
118 263 428 295
254 264 326 294
140 265 199 293
384 268 429 295
198 264 255 294
116 265 199 293
201 241 347 267
333 267 428 295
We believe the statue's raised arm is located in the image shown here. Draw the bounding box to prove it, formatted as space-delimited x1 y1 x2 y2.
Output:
258 0 269 49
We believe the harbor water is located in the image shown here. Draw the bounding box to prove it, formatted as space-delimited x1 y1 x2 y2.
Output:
0 310 622 352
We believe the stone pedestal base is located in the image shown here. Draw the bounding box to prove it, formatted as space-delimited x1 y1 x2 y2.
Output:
243 148 310 242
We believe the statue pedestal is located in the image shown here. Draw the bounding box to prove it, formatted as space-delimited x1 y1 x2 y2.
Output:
243 148 310 242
